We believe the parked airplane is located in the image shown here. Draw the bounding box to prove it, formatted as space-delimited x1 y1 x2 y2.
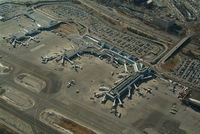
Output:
133 84 138 90
99 87 110 91
67 80 75 88
114 79 123 85
27 36 39 43
101 95 107 103
144 88 152 94
94 92 106 98
71 64 82 72
124 62 128 73
132 62 139 73
11 39 17 48
117 97 123 107
127 88 132 99
41 56 55 64
117 73 129 78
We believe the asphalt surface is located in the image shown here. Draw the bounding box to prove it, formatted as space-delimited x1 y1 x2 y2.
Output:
0 48 141 134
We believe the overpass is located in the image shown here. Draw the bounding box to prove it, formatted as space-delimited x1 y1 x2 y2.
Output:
158 35 191 64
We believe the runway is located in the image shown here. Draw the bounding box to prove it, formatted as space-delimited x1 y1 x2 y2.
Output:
0 49 140 134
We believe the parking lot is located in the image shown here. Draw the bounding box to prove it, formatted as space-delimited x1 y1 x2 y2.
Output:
38 3 165 62
173 57 200 87
0 1 200 134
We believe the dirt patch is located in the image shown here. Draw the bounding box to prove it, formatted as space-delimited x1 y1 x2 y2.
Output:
40 109 97 134
189 23 200 46
160 120 186 134
57 119 96 134
160 55 180 71
191 33 200 46
0 62 12 74
54 23 78 35
181 49 200 60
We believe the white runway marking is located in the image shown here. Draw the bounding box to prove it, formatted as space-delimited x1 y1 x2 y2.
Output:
30 44 45 52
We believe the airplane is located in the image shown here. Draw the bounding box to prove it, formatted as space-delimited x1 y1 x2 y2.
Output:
113 58 119 64
55 55 63 62
54 49 74 66
144 88 152 94
117 97 123 107
8 36 39 48
117 73 128 78
139 63 144 68
77 53 81 58
171 107 178 112
124 62 128 73
41 56 55 64
94 92 106 98
52 49 67 64
132 62 139 73
172 87 176 93
67 58 74 65
127 88 132 99
101 95 107 103
71 64 82 72
76 89 80 93
99 87 110 91
11 39 17 48
27 36 39 42
54 52 67 65
169 108 177 114
142 75 153 80
41 49 81 68
110 107 121 118
110 107 117 113
99 55 104 60
114 79 123 85
138 92 144 97
67 80 75 88
19 41 28 46
133 84 138 90
22 36 39 46
112 99 116 107
61 56 66 66
111 71 114 76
